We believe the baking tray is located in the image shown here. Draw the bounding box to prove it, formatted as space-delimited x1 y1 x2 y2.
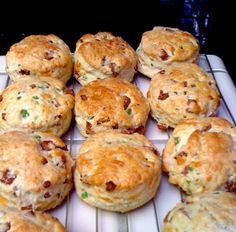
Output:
0 54 236 232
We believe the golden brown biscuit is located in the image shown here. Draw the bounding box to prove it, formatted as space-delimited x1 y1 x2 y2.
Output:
74 32 137 85
0 76 74 137
74 131 161 212
163 117 236 195
6 34 73 83
163 191 236 232
0 131 74 211
75 78 150 137
137 26 200 78
0 205 66 232
147 63 220 129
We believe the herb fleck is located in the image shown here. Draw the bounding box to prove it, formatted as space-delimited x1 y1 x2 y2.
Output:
103 34 108 39
21 109 30 119
81 191 88 199
189 166 194 172
34 135 41 141
127 108 132 115
17 96 22 100
174 137 180 145
32 96 39 100
87 115 95 120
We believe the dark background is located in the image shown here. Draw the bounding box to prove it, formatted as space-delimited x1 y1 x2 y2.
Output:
0 0 235 84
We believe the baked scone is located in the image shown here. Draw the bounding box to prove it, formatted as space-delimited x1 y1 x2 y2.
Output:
6 34 73 83
74 32 137 85
74 131 161 212
75 78 150 137
0 131 74 211
0 205 66 232
163 191 236 232
163 117 236 195
0 76 74 137
136 26 200 78
147 63 220 129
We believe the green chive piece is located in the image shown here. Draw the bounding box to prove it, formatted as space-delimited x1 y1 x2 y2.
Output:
103 34 108 39
34 135 41 141
106 141 112 144
87 115 95 120
127 108 132 115
81 191 88 199
17 96 22 100
189 166 194 172
21 109 30 119
32 96 39 100
174 137 180 145
56 87 62 92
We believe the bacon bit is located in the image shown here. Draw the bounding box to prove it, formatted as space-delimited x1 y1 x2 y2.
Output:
209 96 214 100
44 51 54 60
158 90 169 100
225 181 236 192
135 126 145 135
159 49 169 61
112 123 118 129
63 178 70 184
63 88 75 96
44 192 52 198
233 160 236 164
19 69 30 75
52 98 61 107
109 63 119 77
144 146 159 156
80 95 87 101
175 151 188 165
122 128 135 134
183 81 188 87
106 181 116 191
0 169 16 185
159 70 165 74
201 124 212 132
41 157 48 165
21 204 32 210
0 95 2 102
97 117 110 125
182 166 190 175
86 121 92 134
157 123 168 131
30 84 36 89
61 154 67 166
2 113 6 120
123 96 131 110
43 180 51 188
191 84 196 88
40 141 55 151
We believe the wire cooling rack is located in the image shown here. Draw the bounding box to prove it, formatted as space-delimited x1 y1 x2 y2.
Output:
0 54 235 232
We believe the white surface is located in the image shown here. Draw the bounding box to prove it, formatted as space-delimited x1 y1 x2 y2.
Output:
0 54 236 232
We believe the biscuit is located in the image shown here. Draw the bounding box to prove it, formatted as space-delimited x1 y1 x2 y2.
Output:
74 131 161 212
163 191 236 232
74 78 150 137
147 63 220 129
0 131 74 211
6 34 73 83
0 205 66 232
137 26 200 78
0 76 74 137
163 117 236 195
74 32 137 85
